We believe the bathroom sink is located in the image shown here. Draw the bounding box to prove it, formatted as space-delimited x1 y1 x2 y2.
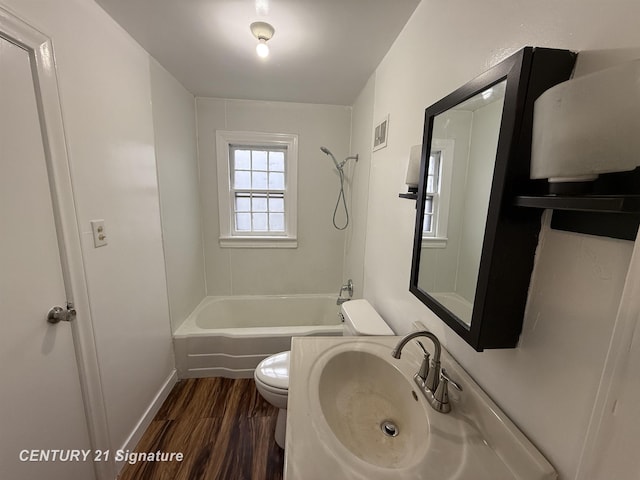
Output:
285 336 558 480
316 349 429 468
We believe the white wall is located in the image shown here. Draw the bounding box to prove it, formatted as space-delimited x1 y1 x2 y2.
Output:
1 0 175 458
456 100 503 301
196 97 352 296
419 110 472 294
150 59 206 332
353 0 640 478
344 75 376 299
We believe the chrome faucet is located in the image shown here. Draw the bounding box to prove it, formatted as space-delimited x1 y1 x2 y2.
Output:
336 279 353 305
391 330 461 413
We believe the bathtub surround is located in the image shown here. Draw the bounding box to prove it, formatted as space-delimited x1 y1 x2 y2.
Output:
150 58 206 332
196 97 352 296
350 1 640 478
343 75 376 300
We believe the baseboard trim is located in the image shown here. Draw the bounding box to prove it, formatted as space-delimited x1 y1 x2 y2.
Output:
115 369 178 475
184 367 255 379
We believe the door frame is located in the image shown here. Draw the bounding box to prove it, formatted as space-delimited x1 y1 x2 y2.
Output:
576 231 640 480
0 6 113 479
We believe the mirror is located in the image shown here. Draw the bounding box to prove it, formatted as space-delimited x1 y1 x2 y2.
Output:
418 81 507 326
410 47 577 351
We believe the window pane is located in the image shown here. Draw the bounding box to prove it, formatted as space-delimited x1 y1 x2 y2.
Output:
253 151 268 171
269 151 285 172
426 174 436 193
252 171 267 189
424 196 434 214
427 152 441 193
234 171 251 189
234 150 251 170
252 213 268 231
269 213 285 231
236 213 251 231
269 196 284 212
252 195 268 212
235 195 251 212
423 214 433 233
269 172 285 190
428 154 438 174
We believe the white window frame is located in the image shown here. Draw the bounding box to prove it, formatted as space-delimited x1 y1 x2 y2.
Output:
216 130 298 248
422 139 454 249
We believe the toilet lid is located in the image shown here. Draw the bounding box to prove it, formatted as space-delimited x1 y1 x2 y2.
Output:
255 351 290 390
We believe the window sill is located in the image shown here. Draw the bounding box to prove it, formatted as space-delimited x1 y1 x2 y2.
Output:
422 237 448 249
219 236 298 249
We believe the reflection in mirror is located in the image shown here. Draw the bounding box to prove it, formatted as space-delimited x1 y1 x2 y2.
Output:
417 81 506 327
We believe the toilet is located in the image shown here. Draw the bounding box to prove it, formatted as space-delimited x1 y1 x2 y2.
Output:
253 299 394 448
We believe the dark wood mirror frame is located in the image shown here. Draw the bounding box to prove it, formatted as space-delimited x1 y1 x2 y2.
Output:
410 47 577 351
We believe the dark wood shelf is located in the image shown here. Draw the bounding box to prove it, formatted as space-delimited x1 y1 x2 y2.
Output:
399 192 418 200
514 195 640 214
514 195 640 240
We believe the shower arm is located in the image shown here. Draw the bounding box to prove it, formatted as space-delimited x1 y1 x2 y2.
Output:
337 154 359 170
320 146 358 171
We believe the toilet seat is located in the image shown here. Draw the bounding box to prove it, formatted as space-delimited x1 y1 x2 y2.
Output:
254 375 288 396
255 350 290 391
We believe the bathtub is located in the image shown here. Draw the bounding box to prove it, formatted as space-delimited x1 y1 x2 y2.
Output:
173 294 343 378
431 292 473 326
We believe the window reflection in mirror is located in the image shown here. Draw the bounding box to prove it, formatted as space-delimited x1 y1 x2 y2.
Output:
417 80 507 327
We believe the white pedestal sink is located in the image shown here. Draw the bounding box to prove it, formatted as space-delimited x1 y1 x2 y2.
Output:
317 349 431 468
284 336 557 480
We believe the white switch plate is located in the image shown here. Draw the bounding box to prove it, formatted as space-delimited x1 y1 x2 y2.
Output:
90 220 108 247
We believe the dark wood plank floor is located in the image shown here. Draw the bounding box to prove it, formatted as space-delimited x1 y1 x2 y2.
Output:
118 378 284 480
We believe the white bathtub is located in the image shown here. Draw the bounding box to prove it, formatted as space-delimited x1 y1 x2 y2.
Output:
431 292 473 326
173 295 343 378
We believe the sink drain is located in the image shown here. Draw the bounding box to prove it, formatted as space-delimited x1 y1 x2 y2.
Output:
380 420 399 437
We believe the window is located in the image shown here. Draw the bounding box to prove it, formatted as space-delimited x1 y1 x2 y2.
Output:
423 150 442 236
216 131 298 248
422 139 454 248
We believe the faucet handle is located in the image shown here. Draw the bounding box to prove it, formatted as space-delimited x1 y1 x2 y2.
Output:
440 368 462 391
430 368 462 413
415 341 430 383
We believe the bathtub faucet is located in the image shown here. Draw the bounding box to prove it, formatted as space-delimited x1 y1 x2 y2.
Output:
336 279 354 305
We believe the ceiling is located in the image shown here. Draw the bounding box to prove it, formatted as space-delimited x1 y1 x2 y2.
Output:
95 0 421 105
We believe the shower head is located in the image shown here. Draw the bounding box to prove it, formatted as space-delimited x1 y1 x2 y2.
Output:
320 146 340 169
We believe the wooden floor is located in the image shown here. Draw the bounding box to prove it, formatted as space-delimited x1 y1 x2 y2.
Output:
118 378 284 480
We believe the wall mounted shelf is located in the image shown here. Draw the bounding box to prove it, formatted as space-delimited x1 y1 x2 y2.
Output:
514 194 640 213
399 192 418 200
399 186 418 200
514 169 640 241
514 195 640 240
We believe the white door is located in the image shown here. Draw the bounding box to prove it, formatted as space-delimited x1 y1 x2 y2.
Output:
0 35 95 480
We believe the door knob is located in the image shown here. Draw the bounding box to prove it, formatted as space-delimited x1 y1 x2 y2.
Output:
47 303 76 324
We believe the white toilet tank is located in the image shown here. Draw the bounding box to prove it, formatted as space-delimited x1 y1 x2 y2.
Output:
340 299 394 336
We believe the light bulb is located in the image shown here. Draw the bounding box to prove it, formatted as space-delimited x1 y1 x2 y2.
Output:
256 39 269 58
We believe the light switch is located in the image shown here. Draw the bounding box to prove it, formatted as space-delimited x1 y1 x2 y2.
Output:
90 220 108 247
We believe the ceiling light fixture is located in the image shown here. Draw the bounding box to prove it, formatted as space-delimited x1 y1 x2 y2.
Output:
250 21 274 59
